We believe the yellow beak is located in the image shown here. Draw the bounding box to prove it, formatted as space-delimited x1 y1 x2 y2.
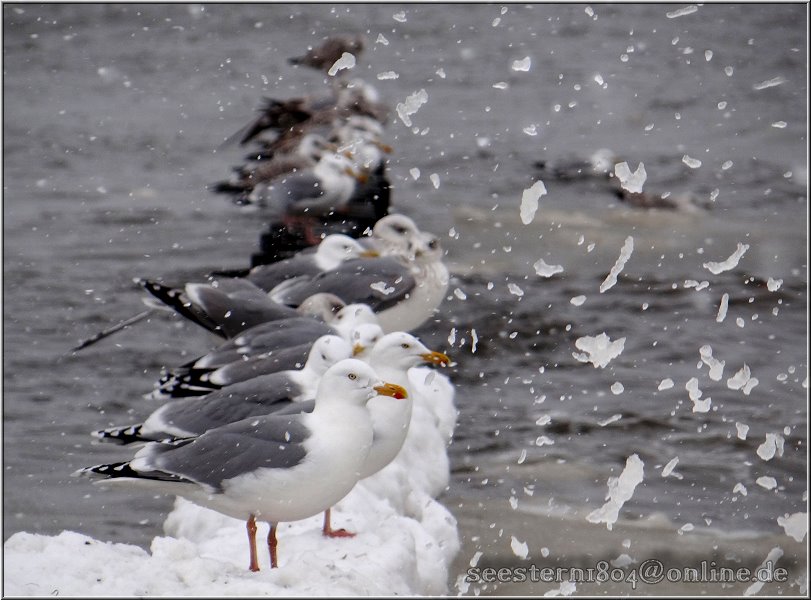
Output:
420 351 450 366
373 382 408 400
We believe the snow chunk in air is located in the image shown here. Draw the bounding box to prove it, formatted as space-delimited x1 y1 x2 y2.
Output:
600 236 634 293
534 258 564 277
396 89 428 127
777 512 807 542
511 57 531 72
328 52 356 76
727 364 758 395
699 345 725 381
613 162 647 193
703 243 749 275
510 536 529 559
572 333 625 368
756 433 785 461
520 180 547 224
586 454 645 530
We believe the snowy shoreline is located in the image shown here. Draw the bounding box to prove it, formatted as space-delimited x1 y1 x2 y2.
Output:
5 369 460 596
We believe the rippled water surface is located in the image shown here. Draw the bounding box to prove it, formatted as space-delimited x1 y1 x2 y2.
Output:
3 3 807 551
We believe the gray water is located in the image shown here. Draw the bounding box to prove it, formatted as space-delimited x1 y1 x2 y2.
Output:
3 2 807 556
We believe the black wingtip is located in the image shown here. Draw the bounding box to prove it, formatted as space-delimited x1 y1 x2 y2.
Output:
92 424 145 445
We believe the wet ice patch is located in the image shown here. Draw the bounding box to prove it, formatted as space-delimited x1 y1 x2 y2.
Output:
600 236 634 293
613 162 646 193
572 333 625 368
519 180 547 224
703 243 749 275
586 454 644 530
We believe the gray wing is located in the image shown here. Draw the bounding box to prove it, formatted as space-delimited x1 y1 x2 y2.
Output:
189 285 299 338
148 413 312 492
209 343 313 386
145 372 304 437
194 320 331 368
271 399 316 417
246 255 322 292
271 257 417 312
264 171 326 209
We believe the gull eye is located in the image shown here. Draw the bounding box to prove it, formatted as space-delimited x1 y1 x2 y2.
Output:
393 226 407 234
348 373 358 380
428 239 438 250
401 343 411 349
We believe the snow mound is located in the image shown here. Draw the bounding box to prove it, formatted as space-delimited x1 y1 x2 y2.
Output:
4 371 460 596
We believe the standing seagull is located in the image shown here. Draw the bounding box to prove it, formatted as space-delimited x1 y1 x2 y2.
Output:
76 359 407 571
269 233 449 332
241 233 378 293
259 332 450 536
94 335 354 444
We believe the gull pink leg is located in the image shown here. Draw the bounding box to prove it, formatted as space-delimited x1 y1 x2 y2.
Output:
268 522 279 568
246 515 260 572
322 507 356 538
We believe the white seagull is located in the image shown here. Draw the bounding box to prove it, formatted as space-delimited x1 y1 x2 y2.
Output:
269 232 449 333
76 359 407 571
95 335 354 444
150 303 379 399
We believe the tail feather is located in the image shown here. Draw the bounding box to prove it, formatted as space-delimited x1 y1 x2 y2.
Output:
92 423 148 445
75 460 189 484
151 366 223 400
137 279 227 339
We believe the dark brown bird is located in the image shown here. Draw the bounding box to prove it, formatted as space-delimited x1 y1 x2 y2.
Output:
289 34 365 72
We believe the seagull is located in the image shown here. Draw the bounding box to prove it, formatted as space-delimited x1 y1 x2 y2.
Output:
273 332 450 536
150 341 315 400
211 132 337 198
76 358 407 571
362 214 427 257
137 279 344 340
245 151 368 244
288 34 365 73
149 303 379 399
95 335 354 444
268 233 450 333
240 234 378 293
